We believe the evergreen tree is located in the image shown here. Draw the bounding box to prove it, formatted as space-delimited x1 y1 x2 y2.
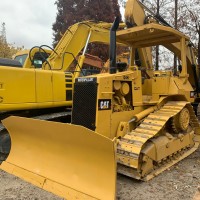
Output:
52 0 121 61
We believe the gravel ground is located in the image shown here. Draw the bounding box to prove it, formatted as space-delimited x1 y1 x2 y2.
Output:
0 148 199 200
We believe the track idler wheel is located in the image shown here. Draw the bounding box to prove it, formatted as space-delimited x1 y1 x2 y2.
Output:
172 107 190 133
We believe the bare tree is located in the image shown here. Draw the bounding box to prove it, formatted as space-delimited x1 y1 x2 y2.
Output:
180 0 200 65
0 23 22 58
155 0 160 70
174 0 178 71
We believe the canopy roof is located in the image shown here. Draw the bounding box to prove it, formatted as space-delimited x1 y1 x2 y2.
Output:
116 23 189 48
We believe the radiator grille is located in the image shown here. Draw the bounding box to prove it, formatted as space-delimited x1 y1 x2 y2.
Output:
72 81 98 131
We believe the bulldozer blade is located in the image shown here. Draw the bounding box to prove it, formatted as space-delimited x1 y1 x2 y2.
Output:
1 116 116 200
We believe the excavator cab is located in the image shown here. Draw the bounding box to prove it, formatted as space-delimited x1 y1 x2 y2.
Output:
14 48 52 68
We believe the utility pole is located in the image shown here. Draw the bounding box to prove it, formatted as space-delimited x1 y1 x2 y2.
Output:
174 0 178 73
155 0 159 70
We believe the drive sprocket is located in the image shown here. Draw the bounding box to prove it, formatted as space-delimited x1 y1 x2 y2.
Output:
171 107 190 133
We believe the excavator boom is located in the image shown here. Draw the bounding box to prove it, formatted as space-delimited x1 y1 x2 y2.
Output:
46 21 124 71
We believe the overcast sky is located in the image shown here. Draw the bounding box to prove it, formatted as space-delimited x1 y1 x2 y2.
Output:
0 1 125 49
0 0 57 49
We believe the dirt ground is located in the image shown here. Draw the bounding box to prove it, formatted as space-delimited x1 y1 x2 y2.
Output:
0 148 199 200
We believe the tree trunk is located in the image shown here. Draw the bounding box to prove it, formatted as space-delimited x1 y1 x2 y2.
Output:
174 0 178 73
198 31 200 66
155 0 160 70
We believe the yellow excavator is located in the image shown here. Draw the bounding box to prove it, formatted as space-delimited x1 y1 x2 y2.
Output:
0 22 114 112
0 21 122 160
2 0 200 199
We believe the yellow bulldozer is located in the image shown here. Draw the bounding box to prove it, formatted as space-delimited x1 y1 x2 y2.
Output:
1 0 200 199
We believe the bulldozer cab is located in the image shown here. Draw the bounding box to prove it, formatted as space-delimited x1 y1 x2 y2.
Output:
116 23 199 101
117 23 190 78
115 23 197 104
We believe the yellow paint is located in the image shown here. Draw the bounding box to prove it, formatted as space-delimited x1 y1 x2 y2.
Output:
1 116 116 200
2 1 200 199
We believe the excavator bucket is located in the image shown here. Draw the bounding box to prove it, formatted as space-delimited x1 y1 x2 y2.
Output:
1 116 116 200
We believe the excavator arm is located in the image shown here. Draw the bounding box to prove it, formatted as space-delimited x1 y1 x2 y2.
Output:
44 21 124 72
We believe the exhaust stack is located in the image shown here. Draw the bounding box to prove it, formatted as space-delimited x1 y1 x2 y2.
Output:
109 16 120 74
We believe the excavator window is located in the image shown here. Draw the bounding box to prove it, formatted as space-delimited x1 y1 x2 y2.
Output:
0 57 23 68
14 54 27 66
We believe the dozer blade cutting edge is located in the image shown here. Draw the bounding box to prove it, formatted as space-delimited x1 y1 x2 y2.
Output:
0 116 116 200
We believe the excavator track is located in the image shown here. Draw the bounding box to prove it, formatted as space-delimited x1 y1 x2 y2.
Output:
196 103 200 120
117 101 200 180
